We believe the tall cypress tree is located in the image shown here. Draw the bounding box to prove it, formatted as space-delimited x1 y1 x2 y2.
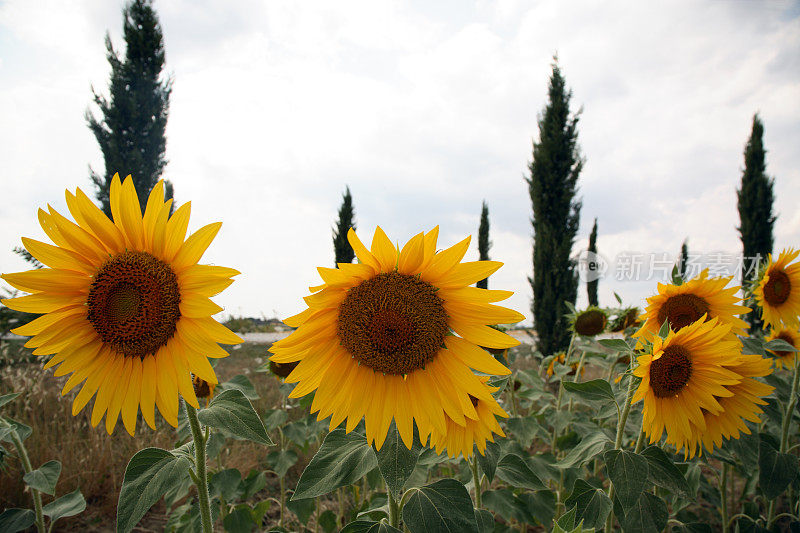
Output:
737 114 775 330
526 58 583 356
87 0 173 216
587 218 598 307
678 239 689 281
477 201 491 289
333 186 356 265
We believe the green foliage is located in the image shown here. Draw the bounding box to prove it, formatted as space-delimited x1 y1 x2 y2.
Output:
477 200 491 289
86 0 173 215
42 489 86 523
564 479 611 530
0 509 35 533
374 423 422 497
678 239 689 281
587 218 598 306
197 389 273 446
526 57 583 356
401 479 478 533
334 186 356 265
23 460 61 496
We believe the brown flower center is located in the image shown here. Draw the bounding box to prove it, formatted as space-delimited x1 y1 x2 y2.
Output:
270 360 298 378
574 309 607 336
657 294 709 331
337 271 448 375
764 270 791 305
87 251 181 358
192 375 214 399
649 345 692 398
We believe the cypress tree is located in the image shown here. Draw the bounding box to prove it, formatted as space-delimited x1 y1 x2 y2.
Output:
333 186 356 265
477 201 491 289
737 114 775 330
587 218 598 307
526 58 583 356
87 0 173 216
678 239 689 281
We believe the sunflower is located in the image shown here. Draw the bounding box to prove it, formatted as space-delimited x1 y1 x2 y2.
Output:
572 307 607 337
269 360 299 379
754 249 800 330
192 375 216 406
269 226 523 450
632 317 773 458
545 352 566 378
765 328 800 370
633 269 750 344
1 175 241 435
425 377 507 459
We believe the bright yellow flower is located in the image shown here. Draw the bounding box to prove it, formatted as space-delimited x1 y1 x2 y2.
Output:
269 226 522 450
755 249 800 330
425 377 507 459
633 269 750 344
2 175 241 435
632 317 773 458
765 328 800 370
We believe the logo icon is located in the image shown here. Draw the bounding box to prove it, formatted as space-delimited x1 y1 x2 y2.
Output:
576 250 608 283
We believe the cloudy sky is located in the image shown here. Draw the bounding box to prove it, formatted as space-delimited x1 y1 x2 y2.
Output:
1 0 799 325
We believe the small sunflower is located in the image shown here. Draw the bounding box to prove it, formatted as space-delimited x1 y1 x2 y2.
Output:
546 352 566 378
765 328 800 370
610 307 640 332
425 377 507 459
633 269 750 344
754 249 800 330
632 317 773 458
192 375 216 407
572 307 607 337
2 175 241 435
269 226 523 450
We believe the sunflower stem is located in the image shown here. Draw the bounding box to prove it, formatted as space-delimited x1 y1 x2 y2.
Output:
721 462 730 533
633 425 646 453
185 402 213 533
567 350 587 412
768 354 800 527
605 361 638 532
470 458 482 508
3 420 45 533
388 489 401 528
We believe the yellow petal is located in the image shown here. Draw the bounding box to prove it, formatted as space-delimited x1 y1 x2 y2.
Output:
2 269 90 294
142 181 165 250
122 357 143 435
2 292 85 314
398 232 425 275
162 202 192 261
117 177 145 251
347 228 380 271
450 321 520 349
436 261 503 289
421 236 471 282
172 222 222 271
140 355 158 430
444 336 511 375
370 226 398 272
20 237 95 274
179 294 223 318
73 188 126 253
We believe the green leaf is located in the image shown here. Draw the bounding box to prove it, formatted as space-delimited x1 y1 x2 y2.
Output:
263 409 288 431
758 434 799 499
670 523 714 533
0 392 21 410
476 440 501 483
216 374 259 400
597 338 632 352
293 429 377 500
267 449 298 478
374 422 422 497
341 520 403 533
223 506 256 533
481 489 530 523
558 432 611 469
198 389 273 446
240 470 267 500
23 459 61 496
564 479 612 530
639 445 689 496
563 379 617 405
0 417 32 442
286 497 315 525
619 492 668 533
210 468 242 501
604 449 649 512
505 416 543 448
495 454 546 490
43 488 86 523
741 337 766 356
657 319 670 338
0 509 35 533
525 490 556 526
764 338 799 352
402 479 478 533
116 447 192 533
475 508 494 533
319 509 338 532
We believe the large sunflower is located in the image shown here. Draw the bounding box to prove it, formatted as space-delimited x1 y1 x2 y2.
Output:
765 328 800 370
425 377 507 459
633 269 750 344
755 249 800 330
269 226 523 450
632 317 773 458
1 175 241 435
